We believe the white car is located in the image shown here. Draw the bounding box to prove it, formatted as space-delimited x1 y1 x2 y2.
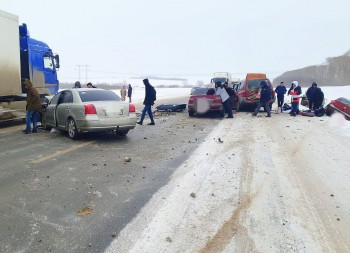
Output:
43 88 137 139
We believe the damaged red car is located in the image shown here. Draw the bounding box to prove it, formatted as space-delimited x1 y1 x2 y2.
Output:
187 88 224 117
325 97 350 120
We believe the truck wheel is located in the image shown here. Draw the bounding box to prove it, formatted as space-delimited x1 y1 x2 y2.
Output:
188 111 195 117
67 118 79 139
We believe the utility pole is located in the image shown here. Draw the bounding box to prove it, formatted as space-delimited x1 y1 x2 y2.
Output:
75 64 88 82
75 65 82 82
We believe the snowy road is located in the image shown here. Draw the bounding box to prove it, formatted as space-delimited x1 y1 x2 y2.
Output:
106 112 350 253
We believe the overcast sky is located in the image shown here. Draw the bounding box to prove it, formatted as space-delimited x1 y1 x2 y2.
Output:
1 0 350 84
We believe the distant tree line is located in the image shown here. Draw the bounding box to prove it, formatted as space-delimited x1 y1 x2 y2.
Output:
273 51 350 87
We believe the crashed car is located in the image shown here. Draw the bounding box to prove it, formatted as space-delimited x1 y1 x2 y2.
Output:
43 88 137 139
325 97 350 120
187 87 224 117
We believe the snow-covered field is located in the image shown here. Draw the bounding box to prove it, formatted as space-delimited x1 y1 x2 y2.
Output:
112 87 191 103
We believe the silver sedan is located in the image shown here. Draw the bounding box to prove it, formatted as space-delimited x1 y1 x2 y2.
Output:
43 88 137 139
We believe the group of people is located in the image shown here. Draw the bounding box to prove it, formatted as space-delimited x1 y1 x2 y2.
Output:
73 81 96 89
120 84 133 102
73 81 134 102
254 80 325 117
22 76 326 133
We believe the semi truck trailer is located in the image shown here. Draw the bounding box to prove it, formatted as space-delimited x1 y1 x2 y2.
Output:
0 9 60 121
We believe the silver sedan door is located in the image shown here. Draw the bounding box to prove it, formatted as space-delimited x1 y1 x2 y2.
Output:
45 92 61 127
56 91 74 128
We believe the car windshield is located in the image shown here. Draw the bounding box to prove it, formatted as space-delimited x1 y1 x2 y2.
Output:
212 78 228 84
248 79 266 90
192 88 209 95
339 97 350 106
78 90 121 102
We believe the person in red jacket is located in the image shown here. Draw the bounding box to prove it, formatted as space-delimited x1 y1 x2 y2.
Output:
288 81 302 116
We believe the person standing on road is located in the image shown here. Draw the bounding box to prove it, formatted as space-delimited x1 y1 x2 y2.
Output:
275 82 287 110
120 85 127 101
127 84 133 102
288 81 302 116
215 81 233 118
137 79 156 125
306 82 318 110
252 81 272 117
23 79 41 134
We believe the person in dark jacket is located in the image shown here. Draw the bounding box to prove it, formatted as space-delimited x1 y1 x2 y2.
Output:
86 82 96 88
73 81 81 88
137 79 156 125
127 84 133 102
23 79 42 134
275 82 287 109
313 87 324 110
223 82 238 111
306 82 318 110
223 82 234 110
252 81 272 117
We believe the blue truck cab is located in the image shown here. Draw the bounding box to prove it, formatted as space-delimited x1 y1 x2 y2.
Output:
19 24 60 96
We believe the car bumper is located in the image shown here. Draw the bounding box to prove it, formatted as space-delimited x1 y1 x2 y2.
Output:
75 114 137 132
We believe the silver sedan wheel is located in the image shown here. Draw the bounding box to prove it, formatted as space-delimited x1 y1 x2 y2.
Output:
67 118 78 139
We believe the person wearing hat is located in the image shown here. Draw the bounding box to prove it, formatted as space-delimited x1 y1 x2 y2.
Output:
23 79 41 134
73 81 81 88
288 81 302 116
137 79 156 125
252 81 272 117
215 81 233 118
306 82 318 110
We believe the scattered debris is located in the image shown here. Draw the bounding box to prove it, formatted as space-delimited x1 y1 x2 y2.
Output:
124 156 131 162
77 207 93 216
330 194 334 197
166 237 172 242
112 232 118 237
92 163 97 166
337 218 340 221
190 192 196 198
50 128 59 133
218 138 223 143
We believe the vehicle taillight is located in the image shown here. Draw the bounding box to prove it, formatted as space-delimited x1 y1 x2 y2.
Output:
84 104 97 114
129 103 136 113
188 98 194 104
